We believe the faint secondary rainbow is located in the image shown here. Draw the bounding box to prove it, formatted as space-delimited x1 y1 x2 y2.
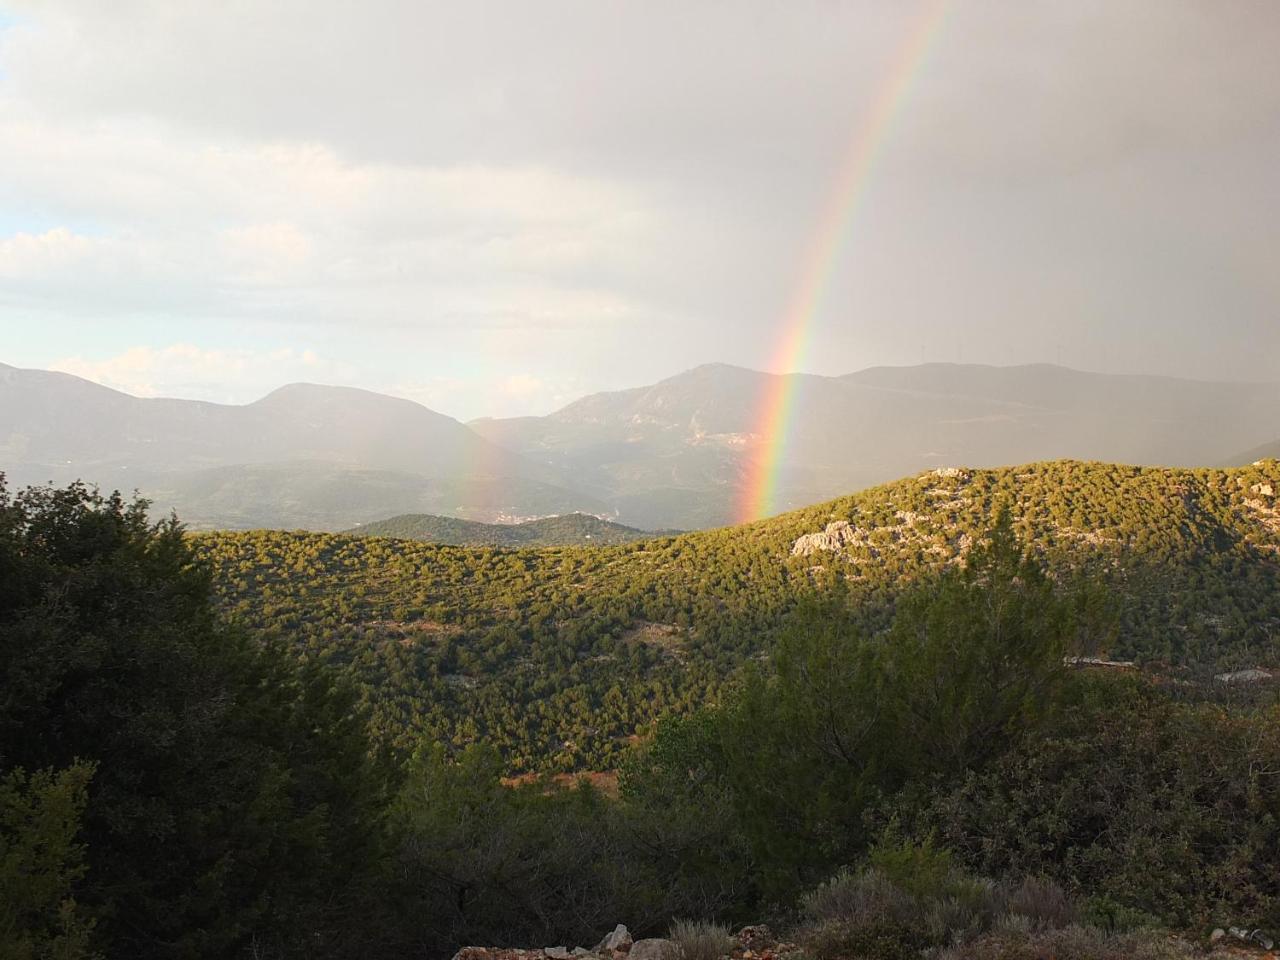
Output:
737 0 952 523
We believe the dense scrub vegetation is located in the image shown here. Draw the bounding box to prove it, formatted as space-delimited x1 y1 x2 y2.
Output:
5 470 1280 959
197 460 1280 772
346 511 650 546
0 481 390 958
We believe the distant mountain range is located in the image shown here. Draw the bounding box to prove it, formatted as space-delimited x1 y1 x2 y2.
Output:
3 359 1278 530
1225 438 1280 466
345 512 649 547
471 362 1280 526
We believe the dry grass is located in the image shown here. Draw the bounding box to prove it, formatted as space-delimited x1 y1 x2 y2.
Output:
667 920 734 960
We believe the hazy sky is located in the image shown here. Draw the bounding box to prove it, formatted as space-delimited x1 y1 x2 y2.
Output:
1 1 1278 419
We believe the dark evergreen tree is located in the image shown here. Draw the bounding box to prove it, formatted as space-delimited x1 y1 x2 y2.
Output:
0 478 388 959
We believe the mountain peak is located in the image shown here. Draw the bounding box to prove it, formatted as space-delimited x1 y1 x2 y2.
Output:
252 381 459 422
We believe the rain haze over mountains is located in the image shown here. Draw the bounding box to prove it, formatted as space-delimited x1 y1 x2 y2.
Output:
4 359 1277 530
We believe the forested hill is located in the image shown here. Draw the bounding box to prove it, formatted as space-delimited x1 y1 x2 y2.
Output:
197 459 1280 772
345 512 650 546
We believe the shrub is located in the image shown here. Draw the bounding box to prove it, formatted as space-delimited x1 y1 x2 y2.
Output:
670 512 1087 899
0 763 97 960
1078 895 1162 934
1000 876 1076 931
799 842 1081 957
867 834 958 900
802 918 926 960
667 920 734 960
799 863 992 955
802 867 917 928
915 672 1280 928
0 480 388 958
939 925 1193 960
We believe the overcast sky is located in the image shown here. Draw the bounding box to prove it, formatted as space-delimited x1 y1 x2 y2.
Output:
1 0 1278 419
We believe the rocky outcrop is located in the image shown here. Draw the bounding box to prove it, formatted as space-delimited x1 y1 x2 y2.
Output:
791 520 860 557
595 925 633 954
1214 668 1275 684
789 511 965 566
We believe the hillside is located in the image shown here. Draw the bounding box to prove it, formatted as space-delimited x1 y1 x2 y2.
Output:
198 458 1280 772
346 512 650 546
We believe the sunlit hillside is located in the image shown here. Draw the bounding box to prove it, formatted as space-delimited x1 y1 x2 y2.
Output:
198 458 1280 773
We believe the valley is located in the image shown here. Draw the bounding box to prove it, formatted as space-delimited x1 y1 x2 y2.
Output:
344 512 652 546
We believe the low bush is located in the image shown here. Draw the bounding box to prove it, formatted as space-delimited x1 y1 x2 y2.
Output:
802 917 927 960
798 841 1081 958
666 920 734 960
915 673 1280 929
938 925 1194 960
1000 876 1077 932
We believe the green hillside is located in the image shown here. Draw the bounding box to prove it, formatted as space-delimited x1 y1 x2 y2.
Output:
345 511 650 546
197 459 1280 772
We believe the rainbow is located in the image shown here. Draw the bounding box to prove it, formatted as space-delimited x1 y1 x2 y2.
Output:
737 0 952 523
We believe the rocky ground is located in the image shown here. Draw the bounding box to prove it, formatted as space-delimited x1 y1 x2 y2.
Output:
451 923 798 960
450 922 1279 960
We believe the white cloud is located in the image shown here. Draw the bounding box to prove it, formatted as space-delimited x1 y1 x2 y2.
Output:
0 227 99 278
501 374 546 399
49 344 356 403
218 222 315 285
0 102 665 329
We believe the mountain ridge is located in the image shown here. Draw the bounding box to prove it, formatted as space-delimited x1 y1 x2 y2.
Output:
7 359 1280 531
1 362 591 527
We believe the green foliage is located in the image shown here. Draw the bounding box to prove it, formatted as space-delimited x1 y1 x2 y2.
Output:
0 478 389 959
797 851 1079 959
802 915 926 960
799 846 1097 960
8 465 1280 956
911 672 1280 929
0 764 97 960
649 512 1085 896
880 508 1078 776
866 834 959 900
385 743 754 955
194 461 1280 773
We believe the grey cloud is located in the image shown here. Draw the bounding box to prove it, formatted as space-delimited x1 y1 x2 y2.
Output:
1 0 1279 408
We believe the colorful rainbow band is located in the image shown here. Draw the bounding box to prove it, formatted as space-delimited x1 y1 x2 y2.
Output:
737 0 952 523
